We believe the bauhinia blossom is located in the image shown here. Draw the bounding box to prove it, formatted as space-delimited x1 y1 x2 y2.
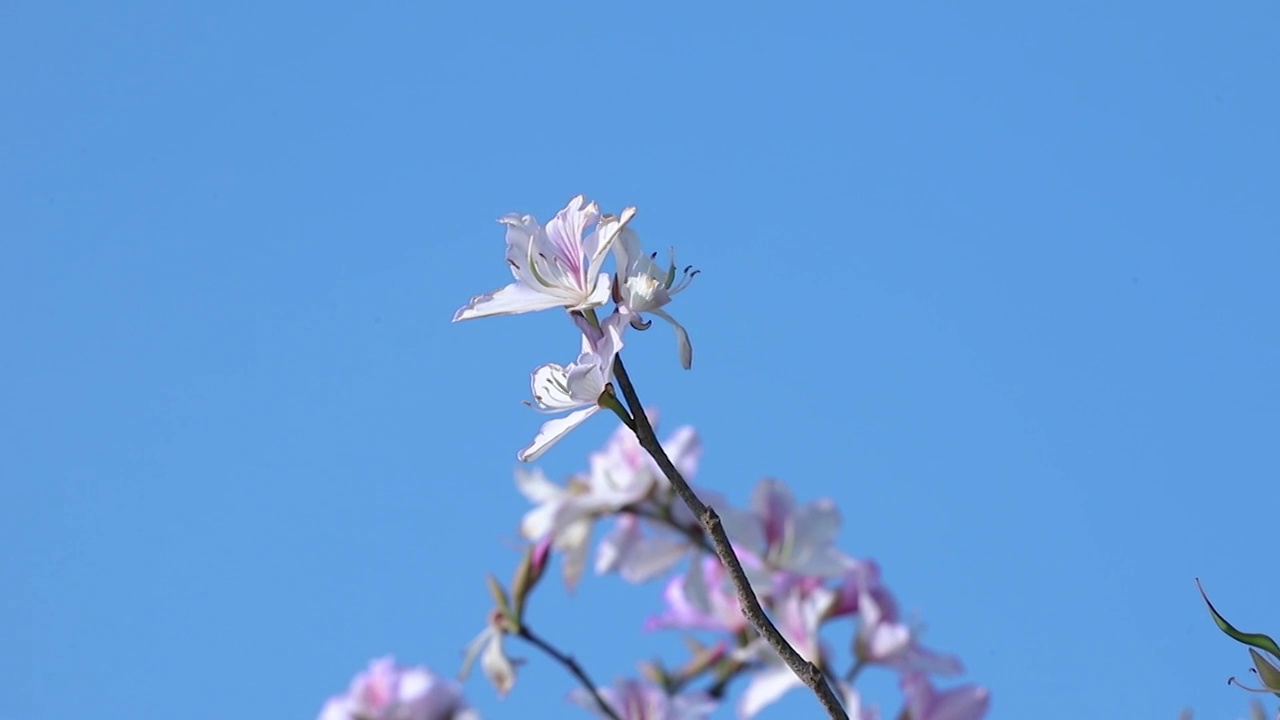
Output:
720 478 856 579
519 415 707 586
569 678 717 720
518 313 625 462
899 673 990 720
645 554 747 634
612 226 699 369
841 562 964 676
738 584 836 719
318 657 479 720
454 196 637 321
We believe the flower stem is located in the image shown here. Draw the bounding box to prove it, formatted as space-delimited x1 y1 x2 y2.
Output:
609 354 849 720
516 624 621 720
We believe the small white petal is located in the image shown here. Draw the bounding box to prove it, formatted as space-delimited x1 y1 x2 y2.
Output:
738 665 803 719
651 308 692 369
617 536 690 583
481 634 516 696
558 519 592 589
529 363 577 411
518 406 599 462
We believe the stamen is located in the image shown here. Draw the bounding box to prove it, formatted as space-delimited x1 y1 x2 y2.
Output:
1228 673 1278 694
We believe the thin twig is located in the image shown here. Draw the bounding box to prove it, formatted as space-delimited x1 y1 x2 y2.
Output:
623 505 716 556
610 355 849 720
516 624 621 720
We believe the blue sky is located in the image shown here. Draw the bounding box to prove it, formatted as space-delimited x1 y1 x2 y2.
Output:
4 2 1278 719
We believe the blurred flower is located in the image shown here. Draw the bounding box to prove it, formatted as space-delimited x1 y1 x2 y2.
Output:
515 465 595 589
612 226 699 369
720 478 855 578
570 678 717 720
645 554 747 634
846 563 963 676
596 513 698 583
899 673 990 720
836 685 881 720
589 418 739 584
461 611 517 698
318 657 478 720
453 196 634 321
738 584 836 719
518 312 625 462
519 417 705 587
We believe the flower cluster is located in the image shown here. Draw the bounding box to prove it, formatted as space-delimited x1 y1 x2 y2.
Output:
453 195 699 462
501 417 991 719
319 196 990 720
318 657 478 720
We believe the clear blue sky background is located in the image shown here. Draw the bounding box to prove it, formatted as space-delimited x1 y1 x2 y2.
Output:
4 2 1277 719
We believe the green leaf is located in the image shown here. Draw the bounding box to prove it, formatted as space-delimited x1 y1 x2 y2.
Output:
1197 579 1280 658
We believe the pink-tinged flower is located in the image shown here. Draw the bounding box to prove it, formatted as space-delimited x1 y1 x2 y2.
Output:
569 678 717 720
460 611 517 698
318 657 478 720
514 465 596 589
596 410 703 497
612 227 699 369
720 478 855 578
900 673 990 720
737 584 836 719
645 554 747 633
518 416 709 587
453 196 636 321
595 513 695 583
518 313 625 462
844 563 963 677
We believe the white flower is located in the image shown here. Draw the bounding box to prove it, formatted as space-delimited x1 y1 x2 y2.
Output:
514 466 596 589
518 313 625 462
453 196 636 321
720 478 855 578
613 227 698 369
460 612 517 698
738 585 836 719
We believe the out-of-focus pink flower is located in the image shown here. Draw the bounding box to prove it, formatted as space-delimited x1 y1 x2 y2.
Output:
453 196 634 321
844 563 963 677
645 554 747 633
569 678 717 720
595 513 696 583
900 673 990 720
720 478 855 579
318 657 478 720
519 417 706 588
738 584 836 719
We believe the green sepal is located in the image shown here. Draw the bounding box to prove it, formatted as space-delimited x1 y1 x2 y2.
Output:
1247 648 1280 695
1197 579 1280 658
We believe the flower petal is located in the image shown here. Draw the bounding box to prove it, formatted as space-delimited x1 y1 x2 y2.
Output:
738 664 803 719
453 281 572 322
617 535 690 583
650 308 692 369
518 406 599 462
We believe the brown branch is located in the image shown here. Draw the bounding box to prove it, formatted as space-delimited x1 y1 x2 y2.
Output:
516 624 621 720
610 355 849 720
